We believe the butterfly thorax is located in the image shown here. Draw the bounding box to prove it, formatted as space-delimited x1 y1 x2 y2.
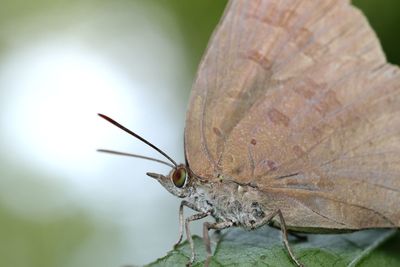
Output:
186 177 269 230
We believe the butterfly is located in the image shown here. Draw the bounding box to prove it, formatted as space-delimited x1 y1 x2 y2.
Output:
99 0 400 266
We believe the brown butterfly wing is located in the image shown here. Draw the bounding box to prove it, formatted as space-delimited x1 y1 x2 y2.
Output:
184 0 400 229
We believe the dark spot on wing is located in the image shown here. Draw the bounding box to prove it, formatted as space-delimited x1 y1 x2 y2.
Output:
246 2 299 28
256 159 278 174
311 126 322 139
250 139 257 145
267 160 278 171
292 145 305 157
268 108 290 127
314 90 341 117
213 127 222 137
232 164 245 175
292 77 319 99
246 49 272 71
295 27 313 48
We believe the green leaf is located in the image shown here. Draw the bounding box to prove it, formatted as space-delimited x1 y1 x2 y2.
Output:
146 227 399 267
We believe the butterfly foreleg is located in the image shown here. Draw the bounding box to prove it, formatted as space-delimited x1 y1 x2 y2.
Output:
258 209 304 267
184 211 210 265
203 220 234 266
174 200 198 249
174 200 202 248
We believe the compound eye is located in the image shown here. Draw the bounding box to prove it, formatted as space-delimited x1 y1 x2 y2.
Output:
171 167 187 188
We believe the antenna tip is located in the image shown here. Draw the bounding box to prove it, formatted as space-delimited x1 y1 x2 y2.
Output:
98 113 115 123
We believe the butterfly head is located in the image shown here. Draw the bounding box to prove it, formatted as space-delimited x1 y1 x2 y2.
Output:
98 114 194 198
146 164 191 198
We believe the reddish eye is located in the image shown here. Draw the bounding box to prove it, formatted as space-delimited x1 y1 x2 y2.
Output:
172 167 187 188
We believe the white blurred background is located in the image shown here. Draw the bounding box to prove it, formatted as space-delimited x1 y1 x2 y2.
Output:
0 1 226 266
0 0 398 266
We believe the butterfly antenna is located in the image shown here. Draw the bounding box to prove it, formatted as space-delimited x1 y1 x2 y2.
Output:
97 149 175 168
98 113 178 167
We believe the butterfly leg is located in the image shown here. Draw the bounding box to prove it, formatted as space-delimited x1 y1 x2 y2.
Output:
174 200 201 249
184 212 210 266
203 221 233 266
259 209 303 267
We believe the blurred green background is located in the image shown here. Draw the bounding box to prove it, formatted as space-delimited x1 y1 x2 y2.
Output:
0 1 398 267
